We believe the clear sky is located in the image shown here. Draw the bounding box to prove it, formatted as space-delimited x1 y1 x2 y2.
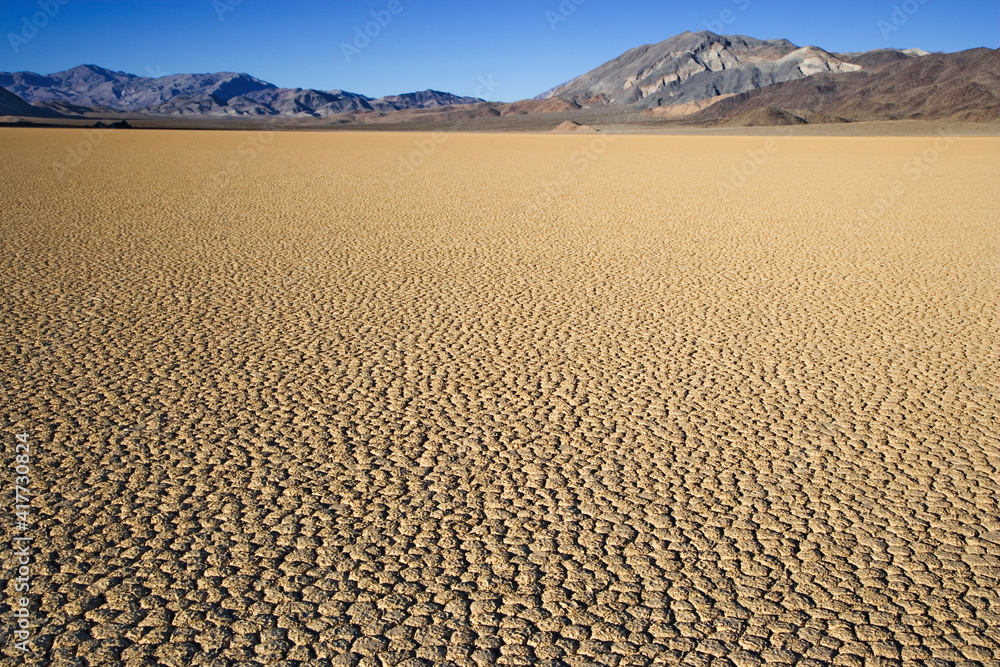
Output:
1 0 997 101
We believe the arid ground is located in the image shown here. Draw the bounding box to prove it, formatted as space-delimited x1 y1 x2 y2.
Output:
2 129 998 666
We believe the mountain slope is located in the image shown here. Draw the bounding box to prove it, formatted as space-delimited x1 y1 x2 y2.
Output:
137 88 488 118
689 47 1000 124
370 90 485 112
139 94 275 117
240 88 374 116
0 85 63 117
543 31 861 109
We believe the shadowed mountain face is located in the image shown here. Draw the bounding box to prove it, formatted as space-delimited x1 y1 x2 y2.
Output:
542 31 863 109
0 64 484 117
0 85 62 118
689 48 1000 124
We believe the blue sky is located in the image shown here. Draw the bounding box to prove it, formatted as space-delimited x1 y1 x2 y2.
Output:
1 0 997 101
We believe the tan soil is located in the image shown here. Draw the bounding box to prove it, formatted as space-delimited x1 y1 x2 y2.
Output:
1 129 998 665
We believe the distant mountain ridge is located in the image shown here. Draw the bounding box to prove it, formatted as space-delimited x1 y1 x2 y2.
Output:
0 64 485 117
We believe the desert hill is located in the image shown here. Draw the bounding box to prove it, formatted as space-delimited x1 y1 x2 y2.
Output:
689 47 1000 125
540 31 862 109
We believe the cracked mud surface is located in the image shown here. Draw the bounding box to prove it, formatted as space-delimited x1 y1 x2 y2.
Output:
1 130 998 666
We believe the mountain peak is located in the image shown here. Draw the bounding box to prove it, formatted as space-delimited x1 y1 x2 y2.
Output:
61 64 135 80
543 30 850 109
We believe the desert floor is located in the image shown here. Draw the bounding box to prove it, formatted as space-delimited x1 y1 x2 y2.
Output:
1 129 998 666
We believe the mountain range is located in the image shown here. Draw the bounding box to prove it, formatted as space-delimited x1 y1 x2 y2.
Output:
2 31 997 126
0 64 484 117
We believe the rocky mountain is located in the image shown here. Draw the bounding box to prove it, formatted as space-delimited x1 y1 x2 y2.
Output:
133 94 272 117
689 47 1000 124
0 65 277 111
241 88 373 116
0 85 62 118
525 30 1000 126
370 90 485 111
139 88 373 117
542 31 865 109
0 64 484 117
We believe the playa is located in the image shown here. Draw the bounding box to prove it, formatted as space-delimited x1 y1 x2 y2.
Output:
2 128 998 665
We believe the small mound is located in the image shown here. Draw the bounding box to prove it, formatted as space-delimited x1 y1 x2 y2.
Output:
551 120 598 133
722 107 808 127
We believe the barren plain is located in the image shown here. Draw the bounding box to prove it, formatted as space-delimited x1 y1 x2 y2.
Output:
1 129 998 666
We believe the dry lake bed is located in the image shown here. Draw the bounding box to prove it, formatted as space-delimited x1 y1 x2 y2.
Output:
1 129 998 666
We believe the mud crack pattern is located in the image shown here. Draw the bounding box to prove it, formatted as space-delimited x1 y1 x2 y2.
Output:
1 130 998 666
